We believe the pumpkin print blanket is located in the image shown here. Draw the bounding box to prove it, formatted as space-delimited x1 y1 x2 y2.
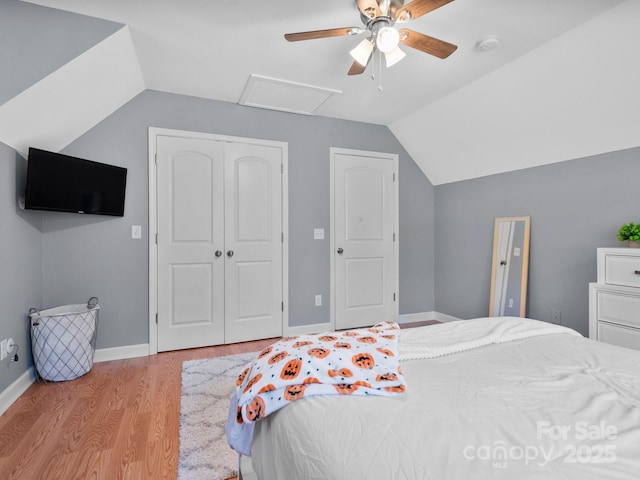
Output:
225 321 407 455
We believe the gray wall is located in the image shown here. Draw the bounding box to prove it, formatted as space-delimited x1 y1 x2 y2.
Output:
41 90 435 348
0 141 42 392
0 0 122 105
434 146 640 335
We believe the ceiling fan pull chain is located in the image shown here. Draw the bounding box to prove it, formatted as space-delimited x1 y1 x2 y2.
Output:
378 51 384 92
370 48 376 81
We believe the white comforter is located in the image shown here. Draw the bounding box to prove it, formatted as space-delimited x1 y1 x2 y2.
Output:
249 317 640 480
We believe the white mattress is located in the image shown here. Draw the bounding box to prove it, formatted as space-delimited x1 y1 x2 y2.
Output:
248 319 640 479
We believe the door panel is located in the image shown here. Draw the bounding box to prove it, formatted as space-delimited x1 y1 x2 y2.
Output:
334 151 396 330
157 136 225 351
171 264 212 324
224 142 283 343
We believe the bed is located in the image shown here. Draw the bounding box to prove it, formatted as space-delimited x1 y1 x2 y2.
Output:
235 317 640 480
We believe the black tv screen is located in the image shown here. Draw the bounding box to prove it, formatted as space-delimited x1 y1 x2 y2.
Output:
25 148 127 216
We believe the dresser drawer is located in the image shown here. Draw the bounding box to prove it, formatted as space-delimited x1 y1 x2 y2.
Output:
602 254 640 288
596 290 640 329
597 322 640 351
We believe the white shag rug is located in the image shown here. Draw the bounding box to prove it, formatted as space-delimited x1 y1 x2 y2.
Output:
179 351 257 480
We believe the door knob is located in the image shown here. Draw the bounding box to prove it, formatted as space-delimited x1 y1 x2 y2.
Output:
227 250 234 258
214 250 222 257
500 260 507 266
337 247 344 254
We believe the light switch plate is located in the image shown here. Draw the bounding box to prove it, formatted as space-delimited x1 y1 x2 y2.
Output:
313 228 324 240
132 225 142 239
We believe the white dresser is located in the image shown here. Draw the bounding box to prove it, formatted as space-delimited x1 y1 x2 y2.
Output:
589 248 640 350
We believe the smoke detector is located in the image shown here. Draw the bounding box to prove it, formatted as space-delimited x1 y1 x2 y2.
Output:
475 35 500 51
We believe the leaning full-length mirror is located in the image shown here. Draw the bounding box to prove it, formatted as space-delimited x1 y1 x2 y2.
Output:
489 216 531 317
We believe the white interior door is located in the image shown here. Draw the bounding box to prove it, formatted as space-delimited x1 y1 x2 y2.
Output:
156 135 225 351
224 142 283 343
155 134 284 351
332 149 398 330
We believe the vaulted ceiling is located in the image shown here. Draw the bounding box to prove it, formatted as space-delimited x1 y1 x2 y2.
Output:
4 0 640 184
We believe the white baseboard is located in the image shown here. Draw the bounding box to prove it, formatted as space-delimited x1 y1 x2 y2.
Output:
398 311 436 324
93 343 149 363
0 344 149 416
0 367 37 416
434 312 463 323
285 312 463 335
398 311 462 324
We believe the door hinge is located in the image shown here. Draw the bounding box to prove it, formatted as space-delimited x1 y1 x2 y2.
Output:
155 313 158 324
282 302 284 312
393 172 396 182
393 233 396 242
281 163 284 174
281 232 284 243
154 153 158 165
393 293 396 301
155 233 158 244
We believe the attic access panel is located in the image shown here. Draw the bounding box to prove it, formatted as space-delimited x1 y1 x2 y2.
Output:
239 74 341 115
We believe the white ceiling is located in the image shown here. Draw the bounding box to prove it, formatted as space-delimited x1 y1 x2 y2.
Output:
21 0 640 184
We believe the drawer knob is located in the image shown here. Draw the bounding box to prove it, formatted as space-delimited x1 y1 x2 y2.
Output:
635 270 640 275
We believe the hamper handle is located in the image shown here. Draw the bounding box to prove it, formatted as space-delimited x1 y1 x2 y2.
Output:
87 297 99 308
29 307 40 326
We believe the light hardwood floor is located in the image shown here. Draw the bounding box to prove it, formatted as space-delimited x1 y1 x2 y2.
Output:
0 320 438 479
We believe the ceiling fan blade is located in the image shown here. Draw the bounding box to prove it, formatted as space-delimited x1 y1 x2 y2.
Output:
348 60 368 76
394 0 454 22
399 28 457 58
285 27 360 42
356 0 382 19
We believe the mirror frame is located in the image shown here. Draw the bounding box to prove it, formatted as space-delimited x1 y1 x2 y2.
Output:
489 216 531 317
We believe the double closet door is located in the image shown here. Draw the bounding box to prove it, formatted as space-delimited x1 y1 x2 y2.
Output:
156 135 284 352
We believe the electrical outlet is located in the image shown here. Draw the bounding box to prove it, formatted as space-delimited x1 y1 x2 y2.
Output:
0 339 7 361
315 295 322 306
551 309 562 324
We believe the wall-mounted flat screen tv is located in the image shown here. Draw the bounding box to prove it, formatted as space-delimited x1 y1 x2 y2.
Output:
25 147 127 216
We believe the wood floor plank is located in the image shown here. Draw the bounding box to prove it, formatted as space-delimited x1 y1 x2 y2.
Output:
0 322 437 478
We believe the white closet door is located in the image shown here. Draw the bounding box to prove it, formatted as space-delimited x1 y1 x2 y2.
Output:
333 150 397 330
156 136 225 351
223 142 283 343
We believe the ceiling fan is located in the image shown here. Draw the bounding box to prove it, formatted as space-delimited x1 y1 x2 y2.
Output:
284 0 458 76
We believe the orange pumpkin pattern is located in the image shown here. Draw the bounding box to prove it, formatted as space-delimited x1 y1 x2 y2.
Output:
236 367 249 386
284 384 307 401
376 347 394 357
307 347 330 358
257 345 272 359
352 353 375 369
268 351 288 364
357 336 377 344
328 368 353 378
318 335 338 342
243 373 262 393
245 396 265 421
280 358 302 380
232 321 407 436
258 384 276 394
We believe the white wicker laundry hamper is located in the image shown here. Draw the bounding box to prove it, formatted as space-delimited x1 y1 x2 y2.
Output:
29 297 99 382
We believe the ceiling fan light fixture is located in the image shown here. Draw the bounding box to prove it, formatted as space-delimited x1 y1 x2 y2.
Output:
350 38 374 66
384 46 406 67
376 26 400 53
